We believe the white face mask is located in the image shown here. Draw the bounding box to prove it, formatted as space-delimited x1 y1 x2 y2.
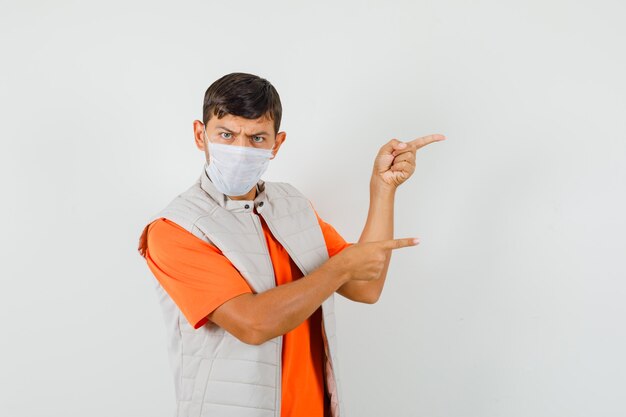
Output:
203 125 276 197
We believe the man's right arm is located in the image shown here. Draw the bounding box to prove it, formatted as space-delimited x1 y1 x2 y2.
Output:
208 236 419 345
208 261 350 345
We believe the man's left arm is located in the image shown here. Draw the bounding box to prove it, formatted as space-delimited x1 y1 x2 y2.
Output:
336 134 446 303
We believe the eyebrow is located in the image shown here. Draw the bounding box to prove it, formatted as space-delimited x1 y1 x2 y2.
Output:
215 125 270 136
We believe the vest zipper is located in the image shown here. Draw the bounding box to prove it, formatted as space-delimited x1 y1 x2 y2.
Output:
250 211 282 417
258 210 339 416
321 315 339 416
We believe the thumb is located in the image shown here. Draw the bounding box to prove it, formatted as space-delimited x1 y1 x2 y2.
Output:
378 237 420 250
378 138 407 156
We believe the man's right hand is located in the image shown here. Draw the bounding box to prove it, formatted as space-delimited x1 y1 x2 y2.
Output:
325 237 420 282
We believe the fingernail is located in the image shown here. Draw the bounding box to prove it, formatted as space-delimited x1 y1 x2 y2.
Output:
398 143 407 148
412 238 420 244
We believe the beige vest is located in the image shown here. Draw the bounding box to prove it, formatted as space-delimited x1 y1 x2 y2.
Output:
140 163 346 417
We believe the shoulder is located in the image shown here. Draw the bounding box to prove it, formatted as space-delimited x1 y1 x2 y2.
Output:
148 217 189 238
147 217 219 256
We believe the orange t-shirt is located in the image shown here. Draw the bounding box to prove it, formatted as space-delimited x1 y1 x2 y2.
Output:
143 206 353 417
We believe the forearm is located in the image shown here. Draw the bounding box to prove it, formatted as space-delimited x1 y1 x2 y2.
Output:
337 178 395 302
360 179 396 243
250 262 350 343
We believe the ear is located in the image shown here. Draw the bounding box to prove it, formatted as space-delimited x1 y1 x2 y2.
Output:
271 131 286 159
193 120 206 151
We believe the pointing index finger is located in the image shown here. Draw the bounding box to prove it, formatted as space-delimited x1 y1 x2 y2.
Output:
379 237 421 250
407 133 446 150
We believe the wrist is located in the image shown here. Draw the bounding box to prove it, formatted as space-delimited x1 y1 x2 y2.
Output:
370 176 397 196
323 262 352 287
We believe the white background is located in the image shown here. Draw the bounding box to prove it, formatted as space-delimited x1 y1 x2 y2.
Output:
1 1 625 416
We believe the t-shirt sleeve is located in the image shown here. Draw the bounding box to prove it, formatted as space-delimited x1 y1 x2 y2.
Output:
144 217 253 329
309 203 355 257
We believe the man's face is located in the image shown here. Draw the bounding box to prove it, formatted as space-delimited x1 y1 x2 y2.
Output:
194 113 286 162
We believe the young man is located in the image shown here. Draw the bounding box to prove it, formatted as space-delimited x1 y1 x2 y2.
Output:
137 72 445 417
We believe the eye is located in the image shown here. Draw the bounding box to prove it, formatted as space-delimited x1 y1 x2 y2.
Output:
252 136 265 143
220 132 232 139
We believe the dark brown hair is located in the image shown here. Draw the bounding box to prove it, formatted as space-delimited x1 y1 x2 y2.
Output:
202 72 282 134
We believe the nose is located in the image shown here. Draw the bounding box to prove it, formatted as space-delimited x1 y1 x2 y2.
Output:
233 135 249 147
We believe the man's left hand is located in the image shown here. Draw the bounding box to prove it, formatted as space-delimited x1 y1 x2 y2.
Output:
371 134 446 189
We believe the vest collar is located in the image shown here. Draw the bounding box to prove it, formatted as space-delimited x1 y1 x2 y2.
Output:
199 161 268 213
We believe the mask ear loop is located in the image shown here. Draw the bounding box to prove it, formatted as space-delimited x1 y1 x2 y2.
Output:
202 125 214 167
203 124 211 145
268 133 280 155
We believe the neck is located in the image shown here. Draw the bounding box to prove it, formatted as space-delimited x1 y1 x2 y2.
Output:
227 185 257 201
